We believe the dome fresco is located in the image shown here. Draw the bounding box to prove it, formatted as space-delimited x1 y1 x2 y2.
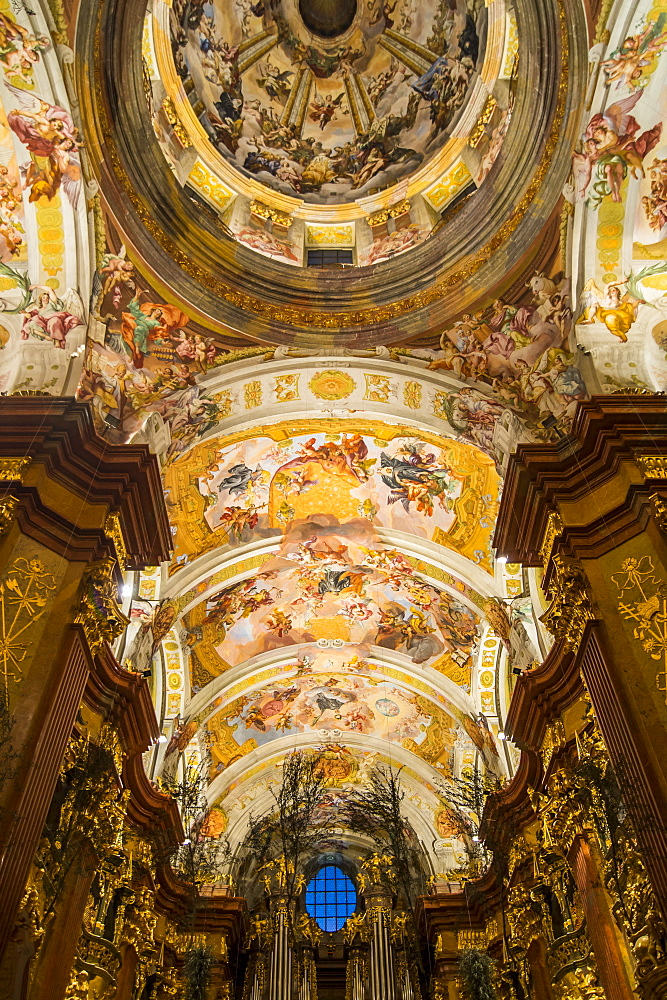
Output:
169 0 483 205
143 0 521 267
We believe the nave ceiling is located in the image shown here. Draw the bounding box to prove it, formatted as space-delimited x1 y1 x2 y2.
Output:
0 0 665 880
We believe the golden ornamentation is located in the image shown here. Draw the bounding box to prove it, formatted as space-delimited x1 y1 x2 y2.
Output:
161 98 191 147
637 456 667 479
357 853 396 893
593 0 615 45
155 967 181 997
536 769 587 855
258 856 305 898
367 199 411 226
104 512 129 569
294 911 322 948
75 558 129 655
424 161 472 211
540 556 594 651
0 556 56 692
343 910 369 944
308 370 356 400
119 887 157 956
250 200 292 229
15 883 45 954
364 373 393 403
551 955 605 1000
403 381 421 409
244 381 262 409
77 928 122 980
188 161 234 211
650 494 667 533
246 913 273 951
457 928 488 950
611 387 653 395
612 555 667 702
507 835 533 877
540 511 564 570
274 373 299 403
305 223 355 247
0 457 31 481
505 882 544 953
541 718 566 769
163 922 207 957
502 10 519 76
0 495 19 536
211 347 274 367
65 968 89 1000
468 97 498 148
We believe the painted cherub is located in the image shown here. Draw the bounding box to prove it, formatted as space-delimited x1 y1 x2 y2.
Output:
572 92 662 206
601 14 667 90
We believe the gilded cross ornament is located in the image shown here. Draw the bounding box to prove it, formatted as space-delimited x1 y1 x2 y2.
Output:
612 556 667 703
0 556 56 697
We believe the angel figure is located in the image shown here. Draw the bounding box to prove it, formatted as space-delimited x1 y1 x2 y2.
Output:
20 286 85 348
572 92 662 206
6 84 81 207
256 61 293 103
99 247 135 309
309 92 345 130
119 295 190 366
0 13 49 87
601 14 667 90
576 277 645 342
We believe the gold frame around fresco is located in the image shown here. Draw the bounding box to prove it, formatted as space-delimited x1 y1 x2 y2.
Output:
163 418 500 576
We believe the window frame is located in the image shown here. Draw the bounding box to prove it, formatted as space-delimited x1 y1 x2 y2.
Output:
304 863 358 932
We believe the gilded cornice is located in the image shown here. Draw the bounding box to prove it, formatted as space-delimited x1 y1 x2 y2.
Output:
0 398 171 566
494 396 667 564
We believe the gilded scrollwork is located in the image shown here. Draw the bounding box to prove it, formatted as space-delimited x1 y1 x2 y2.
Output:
104 512 129 569
540 556 595 651
540 512 564 571
0 457 31 481
636 456 667 480
0 495 19 536
649 494 667 535
75 558 129 654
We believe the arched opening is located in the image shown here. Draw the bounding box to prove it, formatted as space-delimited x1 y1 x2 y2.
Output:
305 865 357 932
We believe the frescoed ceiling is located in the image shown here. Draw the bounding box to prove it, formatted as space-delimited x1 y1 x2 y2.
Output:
117 375 530 856
145 0 511 266
163 424 500 574
75 0 587 345
0 0 92 396
17 0 667 871
570 0 667 392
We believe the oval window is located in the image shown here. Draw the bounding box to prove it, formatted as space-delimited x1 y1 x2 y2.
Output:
305 865 357 932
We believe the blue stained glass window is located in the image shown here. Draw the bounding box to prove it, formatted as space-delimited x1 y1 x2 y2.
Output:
305 865 357 932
